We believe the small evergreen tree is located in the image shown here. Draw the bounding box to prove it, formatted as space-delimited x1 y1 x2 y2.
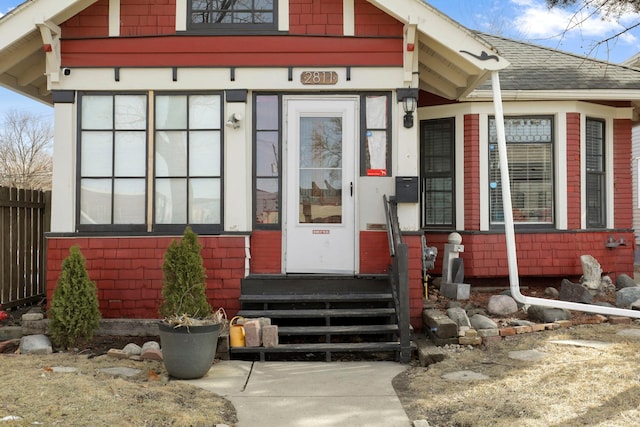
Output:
159 227 212 320
49 246 101 348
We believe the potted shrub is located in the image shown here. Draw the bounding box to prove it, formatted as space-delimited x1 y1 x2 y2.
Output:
158 227 226 379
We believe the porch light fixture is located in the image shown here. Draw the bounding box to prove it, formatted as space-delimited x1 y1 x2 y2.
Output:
397 87 419 128
225 112 242 129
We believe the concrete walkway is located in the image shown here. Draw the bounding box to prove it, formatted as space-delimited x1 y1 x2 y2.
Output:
182 361 411 427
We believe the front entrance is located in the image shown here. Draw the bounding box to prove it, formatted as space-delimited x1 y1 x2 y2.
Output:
284 97 358 274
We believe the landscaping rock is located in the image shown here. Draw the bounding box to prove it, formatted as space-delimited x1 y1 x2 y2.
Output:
141 341 160 352
423 309 458 339
616 286 640 308
0 326 22 341
580 254 603 290
616 273 637 290
140 348 163 361
107 349 130 359
446 307 471 328
98 367 142 378
487 295 518 316
544 287 559 298
508 349 547 362
441 370 489 381
469 314 497 330
559 279 593 304
19 334 52 355
527 305 571 323
122 343 142 356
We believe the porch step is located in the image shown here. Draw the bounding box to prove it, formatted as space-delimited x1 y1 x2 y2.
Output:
231 275 409 362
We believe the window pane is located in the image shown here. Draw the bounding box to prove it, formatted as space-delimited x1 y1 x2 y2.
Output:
299 169 342 224
489 117 554 225
82 96 113 129
422 118 454 227
115 95 146 130
256 178 279 224
115 131 146 177
156 131 187 177
256 96 279 130
114 179 146 224
300 117 342 168
189 178 221 223
366 96 387 128
156 96 187 129
256 131 279 176
366 131 387 172
189 131 221 176
155 178 187 224
80 179 112 224
189 95 221 129
81 132 113 177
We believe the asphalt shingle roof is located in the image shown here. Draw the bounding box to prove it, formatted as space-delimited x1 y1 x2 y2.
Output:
474 32 640 91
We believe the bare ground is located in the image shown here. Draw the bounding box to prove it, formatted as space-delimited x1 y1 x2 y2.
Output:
0 337 237 426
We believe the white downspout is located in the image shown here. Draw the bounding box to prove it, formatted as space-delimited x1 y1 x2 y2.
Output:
491 71 640 319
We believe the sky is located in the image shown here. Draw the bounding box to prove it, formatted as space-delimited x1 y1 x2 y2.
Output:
0 0 639 120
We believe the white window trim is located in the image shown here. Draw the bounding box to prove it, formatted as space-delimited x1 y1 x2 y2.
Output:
109 0 120 37
344 0 355 36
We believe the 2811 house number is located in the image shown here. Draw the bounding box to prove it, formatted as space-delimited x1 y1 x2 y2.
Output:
300 71 338 85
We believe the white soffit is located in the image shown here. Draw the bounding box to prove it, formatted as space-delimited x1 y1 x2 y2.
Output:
369 0 509 100
0 0 97 104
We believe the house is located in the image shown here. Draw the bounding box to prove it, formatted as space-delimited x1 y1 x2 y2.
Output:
1 0 639 333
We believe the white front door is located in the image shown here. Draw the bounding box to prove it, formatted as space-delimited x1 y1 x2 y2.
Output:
284 97 358 274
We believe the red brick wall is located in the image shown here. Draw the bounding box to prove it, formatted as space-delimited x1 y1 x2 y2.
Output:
464 114 481 230
614 119 633 229
250 230 282 274
359 231 390 274
354 0 403 36
46 236 245 319
120 0 176 36
61 0 109 38
566 113 581 229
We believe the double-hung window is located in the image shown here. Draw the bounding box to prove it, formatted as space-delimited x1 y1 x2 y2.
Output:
188 0 277 32
489 116 554 226
77 92 223 233
586 118 606 228
421 118 455 228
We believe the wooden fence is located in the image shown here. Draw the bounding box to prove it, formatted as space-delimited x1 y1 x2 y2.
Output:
0 187 51 308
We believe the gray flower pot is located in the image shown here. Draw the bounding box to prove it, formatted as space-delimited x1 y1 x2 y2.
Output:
158 322 221 380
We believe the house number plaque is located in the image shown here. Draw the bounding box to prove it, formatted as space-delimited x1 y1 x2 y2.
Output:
301 71 338 85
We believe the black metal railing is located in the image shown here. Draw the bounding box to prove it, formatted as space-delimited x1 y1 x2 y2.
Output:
383 195 411 363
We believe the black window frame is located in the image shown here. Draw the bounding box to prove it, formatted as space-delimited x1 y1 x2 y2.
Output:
253 93 282 230
76 92 149 233
152 91 225 235
187 0 279 33
420 117 455 229
586 117 606 228
360 92 392 177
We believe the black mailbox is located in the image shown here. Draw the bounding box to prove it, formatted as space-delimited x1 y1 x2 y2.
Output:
395 176 419 203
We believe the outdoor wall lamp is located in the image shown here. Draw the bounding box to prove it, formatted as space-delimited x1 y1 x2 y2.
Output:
225 112 242 129
397 87 419 128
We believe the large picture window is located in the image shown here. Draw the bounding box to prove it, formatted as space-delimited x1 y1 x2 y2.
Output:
77 92 223 233
586 118 606 228
421 118 455 228
188 0 277 32
78 94 148 230
155 94 223 232
489 116 554 226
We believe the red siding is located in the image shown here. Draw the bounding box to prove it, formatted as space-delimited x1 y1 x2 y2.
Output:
61 36 402 67
424 231 634 282
61 0 109 38
354 0 403 37
250 230 282 274
464 114 481 230
289 0 344 35
614 119 633 229
566 113 581 229
359 231 390 274
120 0 176 36
46 236 245 319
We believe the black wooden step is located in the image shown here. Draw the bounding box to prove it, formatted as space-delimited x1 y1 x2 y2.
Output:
239 293 393 303
278 324 399 336
237 308 395 318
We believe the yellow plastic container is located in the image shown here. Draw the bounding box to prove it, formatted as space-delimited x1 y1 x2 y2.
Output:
229 316 246 348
